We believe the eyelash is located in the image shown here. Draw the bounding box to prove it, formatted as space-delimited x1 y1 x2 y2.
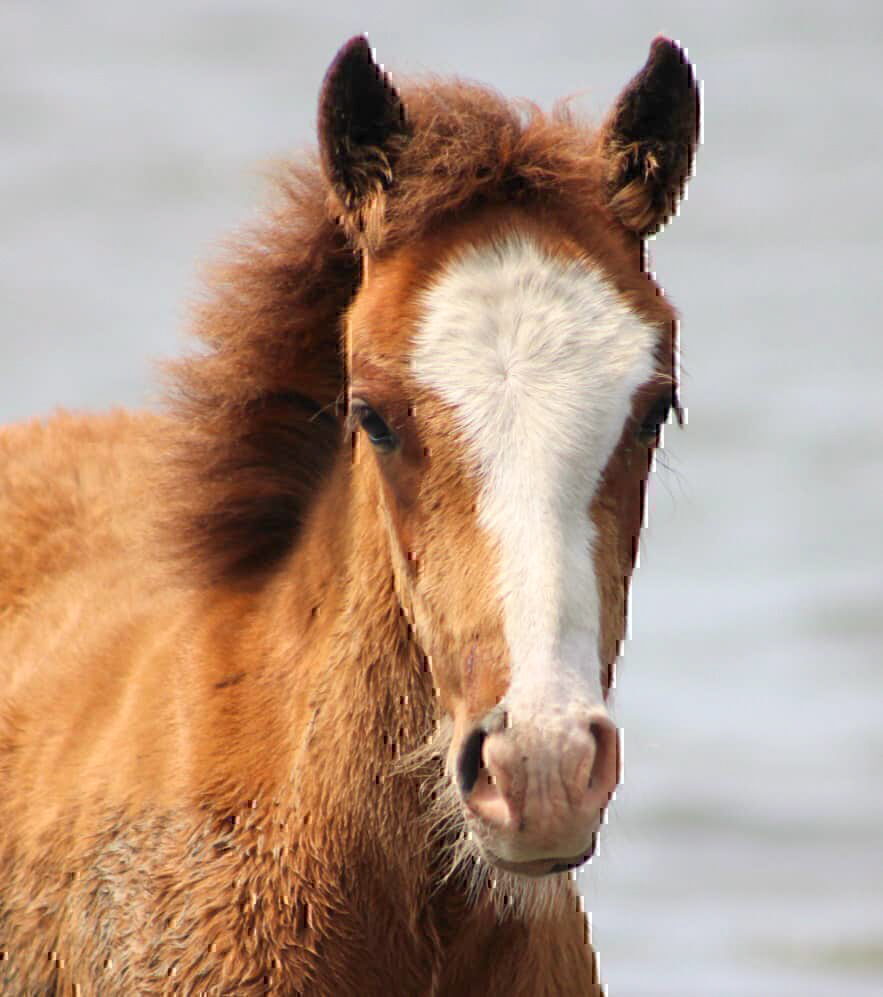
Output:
638 393 677 442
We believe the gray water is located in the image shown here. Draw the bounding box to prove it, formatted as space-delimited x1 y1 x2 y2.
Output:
2 2 881 994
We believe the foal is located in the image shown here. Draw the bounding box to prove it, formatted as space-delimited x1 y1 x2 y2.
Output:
0 36 699 994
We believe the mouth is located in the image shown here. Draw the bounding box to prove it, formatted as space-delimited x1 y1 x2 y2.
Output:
482 837 598 878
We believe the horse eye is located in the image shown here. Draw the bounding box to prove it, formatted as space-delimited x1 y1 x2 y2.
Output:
354 404 398 452
637 394 674 443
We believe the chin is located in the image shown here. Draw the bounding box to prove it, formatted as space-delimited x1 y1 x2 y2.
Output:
479 837 599 879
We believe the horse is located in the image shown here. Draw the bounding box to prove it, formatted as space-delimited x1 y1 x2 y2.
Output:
0 35 699 994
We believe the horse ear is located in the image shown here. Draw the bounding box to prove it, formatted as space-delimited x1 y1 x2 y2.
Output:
602 37 700 236
318 36 409 222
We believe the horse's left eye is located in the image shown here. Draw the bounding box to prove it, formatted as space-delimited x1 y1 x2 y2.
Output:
354 404 398 452
638 394 674 443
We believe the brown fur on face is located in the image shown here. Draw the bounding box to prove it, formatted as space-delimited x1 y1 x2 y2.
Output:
164 42 696 595
0 36 697 994
346 200 677 723
346 217 516 732
593 370 676 691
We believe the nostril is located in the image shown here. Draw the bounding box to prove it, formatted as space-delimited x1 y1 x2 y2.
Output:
457 727 487 795
587 718 619 796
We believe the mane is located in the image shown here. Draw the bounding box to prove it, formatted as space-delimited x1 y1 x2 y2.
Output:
349 79 607 252
162 159 355 586
164 80 607 586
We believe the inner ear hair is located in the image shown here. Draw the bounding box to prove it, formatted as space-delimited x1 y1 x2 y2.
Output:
603 36 700 236
318 36 410 227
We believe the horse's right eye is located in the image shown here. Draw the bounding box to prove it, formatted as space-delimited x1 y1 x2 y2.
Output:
637 393 675 444
353 404 398 453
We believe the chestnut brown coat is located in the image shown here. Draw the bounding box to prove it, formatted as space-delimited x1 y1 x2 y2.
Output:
0 36 698 995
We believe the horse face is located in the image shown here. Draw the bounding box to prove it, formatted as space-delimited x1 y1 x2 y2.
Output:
325 34 696 877
347 215 676 876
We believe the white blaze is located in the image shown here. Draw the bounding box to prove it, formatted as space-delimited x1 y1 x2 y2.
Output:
412 234 657 721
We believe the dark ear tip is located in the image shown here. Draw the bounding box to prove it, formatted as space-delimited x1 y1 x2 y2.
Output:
321 36 373 95
642 35 700 128
649 35 682 58
343 33 371 53
646 35 695 80
331 35 373 68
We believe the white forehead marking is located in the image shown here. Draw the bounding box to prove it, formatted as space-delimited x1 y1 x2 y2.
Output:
412 234 658 719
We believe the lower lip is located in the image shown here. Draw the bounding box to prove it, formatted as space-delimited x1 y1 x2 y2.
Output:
485 843 597 878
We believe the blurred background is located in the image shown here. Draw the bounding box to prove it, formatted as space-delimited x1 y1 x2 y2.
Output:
3 1 881 993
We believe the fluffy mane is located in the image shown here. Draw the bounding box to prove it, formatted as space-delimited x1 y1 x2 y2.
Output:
164 80 607 586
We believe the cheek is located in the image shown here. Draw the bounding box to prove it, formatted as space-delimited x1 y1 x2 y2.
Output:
373 450 425 582
380 472 512 721
590 505 628 690
416 534 511 725
604 440 653 567
618 448 652 571
381 481 419 582
591 443 654 684
423 639 511 722
460 642 510 720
